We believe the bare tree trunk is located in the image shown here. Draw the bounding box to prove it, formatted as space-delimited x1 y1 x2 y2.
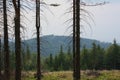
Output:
73 0 76 79
12 0 21 80
36 0 41 80
36 27 41 80
3 0 10 80
0 36 2 80
75 0 80 79
73 0 80 79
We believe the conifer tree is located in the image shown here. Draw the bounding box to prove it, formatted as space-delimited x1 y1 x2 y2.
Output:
91 42 97 70
106 39 120 69
81 45 89 70
49 53 53 70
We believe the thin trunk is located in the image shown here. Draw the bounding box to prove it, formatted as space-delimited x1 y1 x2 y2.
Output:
36 27 41 80
3 0 10 80
75 0 80 79
0 37 2 80
36 0 41 80
13 0 21 80
73 0 76 79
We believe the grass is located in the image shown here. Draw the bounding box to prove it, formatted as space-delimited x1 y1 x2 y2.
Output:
11 70 120 80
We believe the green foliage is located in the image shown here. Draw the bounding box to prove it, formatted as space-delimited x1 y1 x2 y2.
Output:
9 47 37 71
80 40 120 70
8 40 120 71
81 45 90 70
44 45 73 71
105 40 120 69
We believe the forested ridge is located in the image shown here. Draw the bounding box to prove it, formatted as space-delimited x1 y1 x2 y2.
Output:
0 35 111 56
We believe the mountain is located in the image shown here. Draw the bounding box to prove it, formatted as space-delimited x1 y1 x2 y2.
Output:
22 35 111 56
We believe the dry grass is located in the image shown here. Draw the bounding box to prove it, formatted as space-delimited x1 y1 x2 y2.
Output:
9 70 120 80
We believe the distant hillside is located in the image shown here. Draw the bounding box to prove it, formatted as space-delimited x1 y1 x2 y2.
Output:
22 35 111 56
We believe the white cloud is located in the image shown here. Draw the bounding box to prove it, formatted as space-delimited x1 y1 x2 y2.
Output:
83 3 120 42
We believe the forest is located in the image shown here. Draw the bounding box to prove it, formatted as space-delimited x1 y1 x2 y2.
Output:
1 40 119 71
1 0 80 80
1 39 120 80
0 0 120 80
44 40 120 71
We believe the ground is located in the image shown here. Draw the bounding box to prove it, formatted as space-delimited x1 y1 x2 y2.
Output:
11 70 120 80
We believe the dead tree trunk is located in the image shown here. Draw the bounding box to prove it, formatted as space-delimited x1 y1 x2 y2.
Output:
12 0 21 80
0 35 2 80
3 0 10 80
36 0 41 80
75 0 80 79
73 0 76 79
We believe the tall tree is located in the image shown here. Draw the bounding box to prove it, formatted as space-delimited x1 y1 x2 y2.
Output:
12 0 21 80
36 0 41 80
0 35 2 80
3 0 10 80
73 0 76 79
75 0 80 79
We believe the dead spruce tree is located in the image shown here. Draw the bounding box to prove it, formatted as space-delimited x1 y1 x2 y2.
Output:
74 0 80 80
36 0 41 80
73 0 76 79
65 0 106 80
3 0 10 80
12 0 21 80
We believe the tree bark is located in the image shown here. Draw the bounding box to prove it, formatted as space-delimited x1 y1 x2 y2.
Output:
36 27 41 80
73 0 76 79
3 0 10 80
75 0 80 79
12 0 21 80
0 36 2 80
36 0 41 80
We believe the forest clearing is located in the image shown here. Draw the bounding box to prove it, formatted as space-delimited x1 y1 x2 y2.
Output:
9 70 120 80
1 0 120 80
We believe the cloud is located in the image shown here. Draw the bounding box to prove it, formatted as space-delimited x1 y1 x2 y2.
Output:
83 3 120 42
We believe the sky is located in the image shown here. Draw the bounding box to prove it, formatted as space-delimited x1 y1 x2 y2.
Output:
25 0 120 43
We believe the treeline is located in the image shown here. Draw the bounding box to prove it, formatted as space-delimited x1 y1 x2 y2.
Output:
0 45 72 71
44 46 73 71
1 40 120 71
0 46 37 71
44 40 120 71
81 40 120 70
